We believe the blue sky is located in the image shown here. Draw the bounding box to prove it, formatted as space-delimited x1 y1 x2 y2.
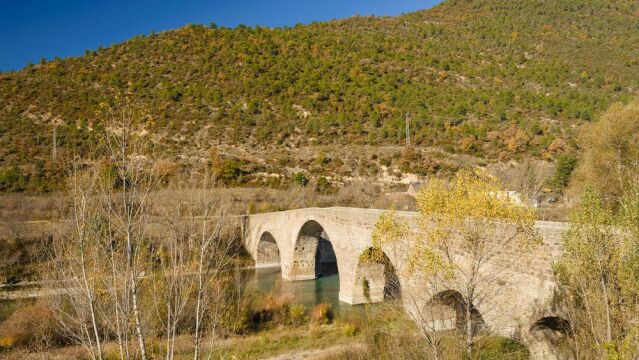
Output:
0 0 441 72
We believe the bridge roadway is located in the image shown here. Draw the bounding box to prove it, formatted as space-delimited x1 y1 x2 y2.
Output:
242 207 573 358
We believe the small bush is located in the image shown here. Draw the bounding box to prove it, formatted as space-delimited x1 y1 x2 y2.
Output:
310 303 333 325
213 158 246 185
228 300 256 335
289 303 306 326
342 321 360 337
475 336 529 359
0 166 26 192
255 294 293 326
0 301 64 349
293 172 309 187
316 177 336 195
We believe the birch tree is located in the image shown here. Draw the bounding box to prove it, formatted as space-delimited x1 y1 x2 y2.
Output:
49 93 156 360
373 170 539 358
48 92 246 359
555 188 639 359
49 167 105 360
99 93 156 360
370 209 452 360
157 177 238 360
189 186 237 360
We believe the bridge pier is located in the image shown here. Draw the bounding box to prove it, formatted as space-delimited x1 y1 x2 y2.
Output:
284 234 320 280
350 262 386 304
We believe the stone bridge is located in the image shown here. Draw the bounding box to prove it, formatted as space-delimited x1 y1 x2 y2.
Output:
242 207 574 359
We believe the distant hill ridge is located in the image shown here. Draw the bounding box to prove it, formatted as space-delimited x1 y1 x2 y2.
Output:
1 0 638 191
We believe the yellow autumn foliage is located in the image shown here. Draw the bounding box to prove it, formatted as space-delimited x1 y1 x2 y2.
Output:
374 170 539 279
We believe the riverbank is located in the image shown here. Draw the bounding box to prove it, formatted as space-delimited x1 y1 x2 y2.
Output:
0 305 529 360
0 323 364 360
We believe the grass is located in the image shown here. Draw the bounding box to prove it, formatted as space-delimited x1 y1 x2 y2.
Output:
176 324 360 359
0 324 362 360
188 324 361 359
0 307 530 360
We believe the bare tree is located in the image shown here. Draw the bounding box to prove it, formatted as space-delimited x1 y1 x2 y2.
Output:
152 215 194 360
499 159 551 206
156 175 238 360
48 94 156 360
48 94 242 360
99 94 156 360
190 184 237 360
48 166 105 360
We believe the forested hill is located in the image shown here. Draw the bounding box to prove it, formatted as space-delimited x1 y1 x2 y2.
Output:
1 0 638 191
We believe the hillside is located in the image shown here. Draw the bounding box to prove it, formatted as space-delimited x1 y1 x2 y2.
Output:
1 0 638 191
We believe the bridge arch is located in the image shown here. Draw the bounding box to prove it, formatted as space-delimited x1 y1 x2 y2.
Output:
422 290 485 333
287 220 338 281
351 247 401 304
527 317 573 360
256 231 280 268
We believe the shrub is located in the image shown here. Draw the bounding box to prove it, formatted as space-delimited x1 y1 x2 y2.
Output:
288 303 306 326
342 321 360 337
256 294 292 326
316 177 336 195
216 295 256 335
0 166 26 192
229 302 255 335
0 301 64 349
310 303 333 325
215 159 244 185
293 172 309 187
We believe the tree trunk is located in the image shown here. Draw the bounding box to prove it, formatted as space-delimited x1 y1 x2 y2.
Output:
83 266 103 360
131 273 147 360
600 275 613 344
466 302 473 359
193 259 205 360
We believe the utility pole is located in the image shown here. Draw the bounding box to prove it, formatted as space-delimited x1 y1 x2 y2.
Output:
405 112 410 147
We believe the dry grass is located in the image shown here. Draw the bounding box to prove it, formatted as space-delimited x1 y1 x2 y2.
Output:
0 324 362 360
310 303 333 325
0 300 63 350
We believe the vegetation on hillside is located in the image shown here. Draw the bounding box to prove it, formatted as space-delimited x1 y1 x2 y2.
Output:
1 0 639 191
571 98 639 206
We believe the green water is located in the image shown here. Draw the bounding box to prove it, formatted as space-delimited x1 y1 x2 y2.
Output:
244 267 363 317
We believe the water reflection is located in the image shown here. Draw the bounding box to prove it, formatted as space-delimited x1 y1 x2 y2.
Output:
243 267 360 317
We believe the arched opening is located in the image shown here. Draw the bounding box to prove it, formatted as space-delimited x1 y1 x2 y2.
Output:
256 232 280 268
424 290 485 333
290 221 338 280
354 247 401 304
528 317 573 360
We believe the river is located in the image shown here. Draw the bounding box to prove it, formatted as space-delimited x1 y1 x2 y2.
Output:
244 267 363 317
